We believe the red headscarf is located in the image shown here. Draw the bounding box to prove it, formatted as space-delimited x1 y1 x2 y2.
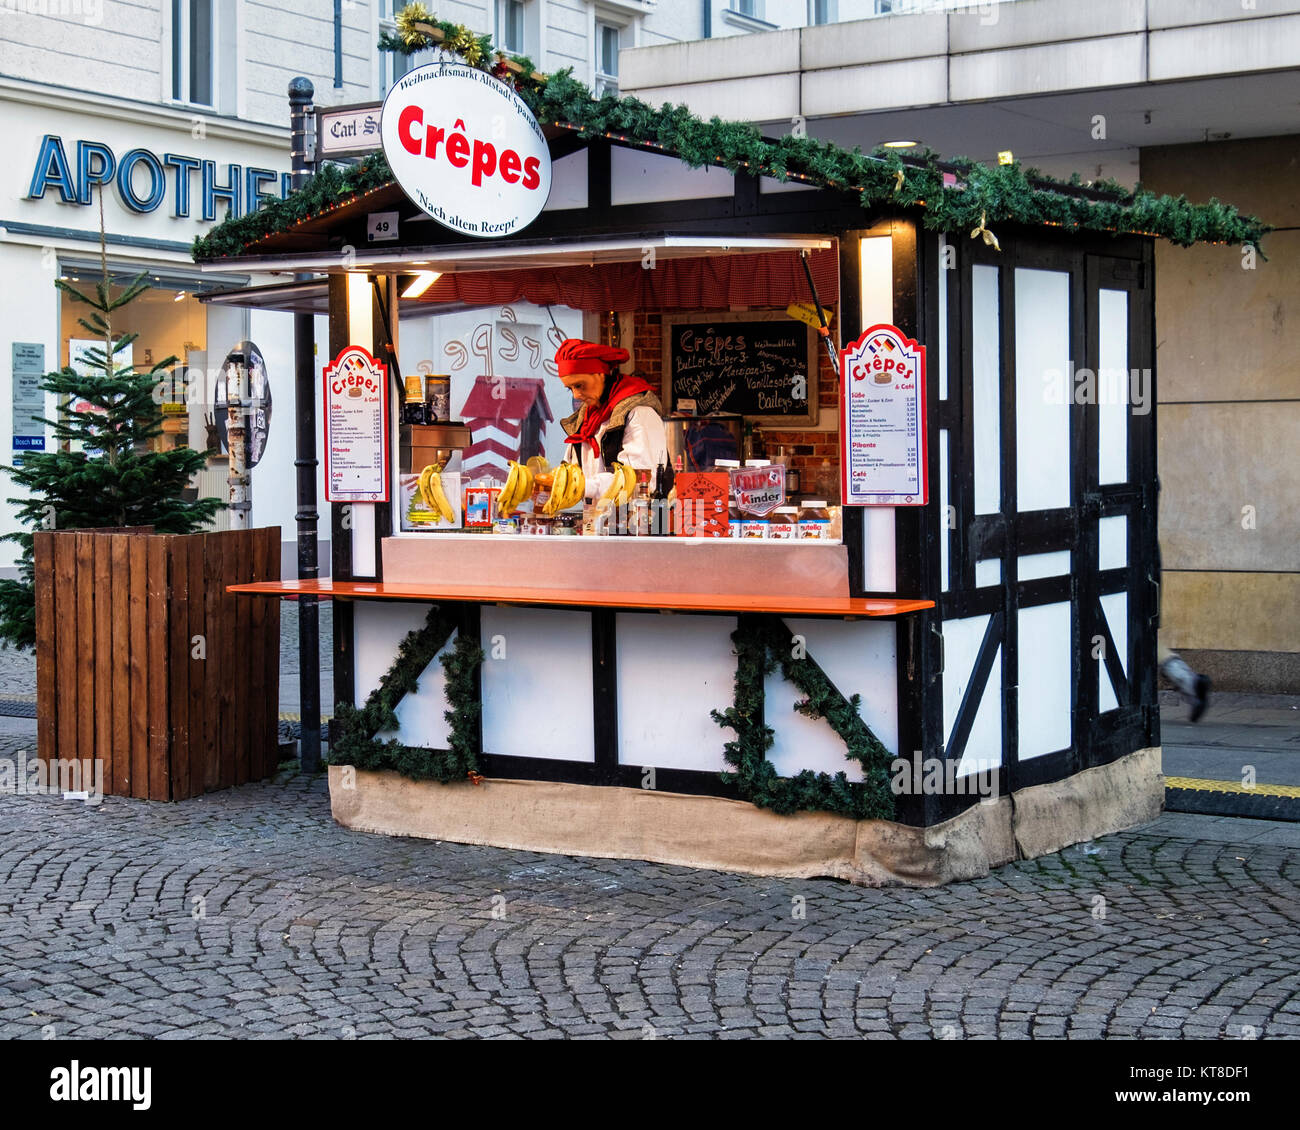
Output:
555 338 651 455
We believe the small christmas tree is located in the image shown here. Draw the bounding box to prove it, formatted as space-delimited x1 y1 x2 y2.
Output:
0 209 222 649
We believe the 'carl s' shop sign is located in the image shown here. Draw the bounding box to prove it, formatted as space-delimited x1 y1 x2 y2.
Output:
380 62 551 239
324 345 390 504
840 324 928 507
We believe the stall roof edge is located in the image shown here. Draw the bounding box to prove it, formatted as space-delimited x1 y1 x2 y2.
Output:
194 232 836 277
192 86 1272 265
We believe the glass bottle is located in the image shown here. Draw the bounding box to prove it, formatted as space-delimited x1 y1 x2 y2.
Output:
650 463 670 536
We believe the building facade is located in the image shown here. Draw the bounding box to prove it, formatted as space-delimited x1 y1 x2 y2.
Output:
622 0 1300 691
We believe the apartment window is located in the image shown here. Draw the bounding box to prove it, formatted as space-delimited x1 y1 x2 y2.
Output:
733 0 762 17
171 0 213 106
501 0 526 53
813 0 837 23
596 22 619 95
379 1 430 91
874 0 895 13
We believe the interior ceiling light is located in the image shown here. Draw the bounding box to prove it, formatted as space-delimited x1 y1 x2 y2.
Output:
401 271 442 299
174 290 186 301
882 140 918 149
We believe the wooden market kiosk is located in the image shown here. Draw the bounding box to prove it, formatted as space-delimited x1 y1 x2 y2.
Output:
196 64 1262 885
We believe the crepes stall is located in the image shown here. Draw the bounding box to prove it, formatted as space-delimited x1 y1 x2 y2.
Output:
196 45 1266 885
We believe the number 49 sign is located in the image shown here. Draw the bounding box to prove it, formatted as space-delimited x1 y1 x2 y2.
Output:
839 324 928 506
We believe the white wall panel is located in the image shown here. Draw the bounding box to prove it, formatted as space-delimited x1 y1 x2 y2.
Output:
1014 268 1071 512
941 615 1003 773
481 607 595 762
354 601 436 703
937 239 950 400
863 508 896 593
1099 515 1127 571
616 613 735 772
611 147 734 206
543 147 588 211
860 236 893 331
1099 591 1130 714
375 630 457 751
957 646 1002 778
1098 287 1130 484
1017 601 1074 759
939 428 950 591
1018 550 1072 580
971 264 1001 515
765 619 898 781
976 559 1001 588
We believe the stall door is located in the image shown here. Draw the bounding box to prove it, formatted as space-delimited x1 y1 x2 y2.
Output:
934 238 1157 799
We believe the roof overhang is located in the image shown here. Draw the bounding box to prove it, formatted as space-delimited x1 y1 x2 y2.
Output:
196 234 834 278
198 278 330 314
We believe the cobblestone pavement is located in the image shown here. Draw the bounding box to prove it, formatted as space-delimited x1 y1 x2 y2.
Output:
2 731 1298 1039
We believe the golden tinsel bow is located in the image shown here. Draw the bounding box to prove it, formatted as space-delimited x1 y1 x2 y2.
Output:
395 2 432 47
970 211 1001 251
893 169 905 193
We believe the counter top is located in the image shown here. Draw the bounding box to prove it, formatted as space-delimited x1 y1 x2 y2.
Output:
228 579 934 619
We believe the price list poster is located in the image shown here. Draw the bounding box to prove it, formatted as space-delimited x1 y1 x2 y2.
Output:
324 345 390 503
839 325 928 507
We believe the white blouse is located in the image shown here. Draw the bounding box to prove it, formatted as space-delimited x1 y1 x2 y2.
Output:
571 405 669 500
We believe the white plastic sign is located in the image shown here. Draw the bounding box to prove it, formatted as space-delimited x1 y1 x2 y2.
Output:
380 61 551 239
324 345 390 503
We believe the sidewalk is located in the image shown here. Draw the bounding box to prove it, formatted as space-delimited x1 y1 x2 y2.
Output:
1160 690 1300 821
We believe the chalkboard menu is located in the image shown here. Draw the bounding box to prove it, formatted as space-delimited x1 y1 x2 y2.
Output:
663 312 818 425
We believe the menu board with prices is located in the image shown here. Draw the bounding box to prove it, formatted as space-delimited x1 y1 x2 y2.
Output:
663 312 818 425
324 345 390 503
839 324 928 507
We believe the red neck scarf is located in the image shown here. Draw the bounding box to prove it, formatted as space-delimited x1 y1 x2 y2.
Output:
565 373 654 455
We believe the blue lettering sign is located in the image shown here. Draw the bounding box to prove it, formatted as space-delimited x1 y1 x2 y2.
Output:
76 140 116 205
116 148 166 213
27 136 78 203
25 135 287 220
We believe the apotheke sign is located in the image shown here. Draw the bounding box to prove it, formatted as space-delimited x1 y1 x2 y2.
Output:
380 62 551 239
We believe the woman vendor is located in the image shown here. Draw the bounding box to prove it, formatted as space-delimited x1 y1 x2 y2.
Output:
555 338 668 498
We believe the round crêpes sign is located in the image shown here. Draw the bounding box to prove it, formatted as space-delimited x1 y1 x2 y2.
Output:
380 62 551 239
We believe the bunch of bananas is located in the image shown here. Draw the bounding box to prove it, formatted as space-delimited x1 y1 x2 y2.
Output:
596 462 637 510
496 459 535 518
416 462 456 524
541 459 585 516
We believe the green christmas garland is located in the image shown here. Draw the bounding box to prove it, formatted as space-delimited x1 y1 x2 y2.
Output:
712 615 896 821
329 605 485 783
192 5 1270 264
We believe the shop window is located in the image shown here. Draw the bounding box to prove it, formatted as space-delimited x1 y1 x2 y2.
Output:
171 0 214 107
58 265 209 454
596 22 620 97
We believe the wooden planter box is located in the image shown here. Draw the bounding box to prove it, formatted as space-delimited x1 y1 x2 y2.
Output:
34 527 282 800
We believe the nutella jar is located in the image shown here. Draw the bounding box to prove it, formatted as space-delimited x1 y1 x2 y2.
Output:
768 506 798 540
740 515 769 540
798 500 830 541
728 501 742 538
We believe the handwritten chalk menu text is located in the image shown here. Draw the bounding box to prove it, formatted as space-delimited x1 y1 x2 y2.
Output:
664 312 817 424
324 345 390 503
840 324 928 507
